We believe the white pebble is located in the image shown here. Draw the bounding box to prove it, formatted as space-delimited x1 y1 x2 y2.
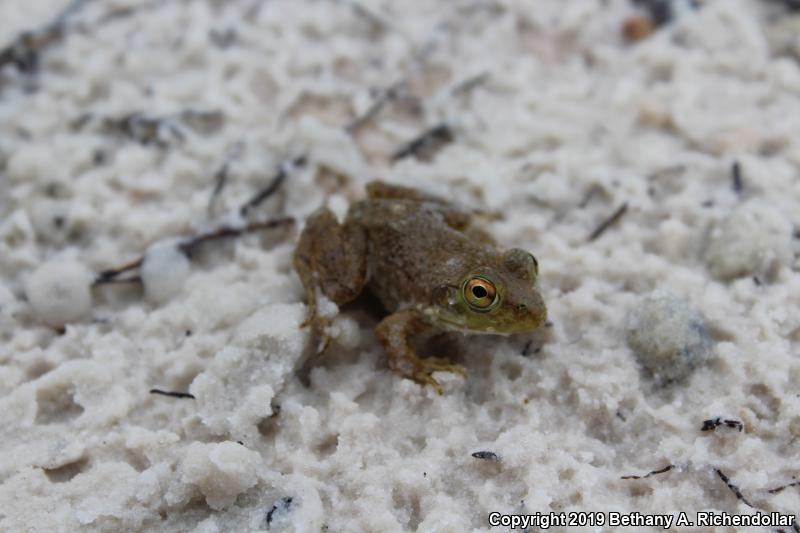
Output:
627 290 712 384
140 240 191 304
181 441 261 510
705 200 792 281
26 259 92 327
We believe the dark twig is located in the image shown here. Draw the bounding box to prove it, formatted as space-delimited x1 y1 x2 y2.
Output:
210 161 232 207
767 480 800 494
94 258 144 285
346 82 405 133
266 497 294 526
149 388 195 399
101 112 184 147
240 156 306 215
94 218 294 285
472 451 500 461
579 185 603 208
207 142 244 213
93 276 142 286
95 0 166 26
701 417 743 432
451 72 490 96
731 161 743 194
621 464 674 479
715 469 754 508
180 217 294 255
0 0 87 74
588 203 628 242
391 123 454 163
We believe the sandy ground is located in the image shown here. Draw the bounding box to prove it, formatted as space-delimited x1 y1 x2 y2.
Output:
1 0 799 531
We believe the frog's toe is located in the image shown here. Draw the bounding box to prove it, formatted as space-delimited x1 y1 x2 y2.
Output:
404 369 440 394
420 357 467 376
409 357 467 394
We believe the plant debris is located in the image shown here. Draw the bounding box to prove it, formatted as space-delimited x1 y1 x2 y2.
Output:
391 123 454 163
345 82 405 133
266 496 294 525
621 464 675 479
701 417 743 432
94 218 294 286
767 480 800 494
99 110 224 147
240 156 307 215
714 468 754 508
207 142 245 212
0 0 87 75
588 203 628 242
622 15 657 42
450 71 490 96
149 388 195 399
471 450 500 461
731 161 743 194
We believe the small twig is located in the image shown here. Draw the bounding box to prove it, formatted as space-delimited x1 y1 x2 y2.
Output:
239 156 306 215
715 468 754 508
391 123 454 163
472 451 500 461
587 203 628 242
767 480 800 494
701 417 743 432
180 217 294 255
94 218 294 285
450 72 490 96
94 258 144 285
101 112 184 147
349 1 389 33
579 185 603 209
731 161 743 194
207 142 244 212
0 0 87 74
210 161 231 207
346 82 404 133
93 276 142 286
521 340 532 356
96 0 165 25
621 464 674 479
149 388 195 399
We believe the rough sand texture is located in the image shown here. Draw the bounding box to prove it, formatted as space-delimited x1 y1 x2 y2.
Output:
1 0 799 531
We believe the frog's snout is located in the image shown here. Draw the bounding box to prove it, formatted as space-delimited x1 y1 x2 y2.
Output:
508 291 547 332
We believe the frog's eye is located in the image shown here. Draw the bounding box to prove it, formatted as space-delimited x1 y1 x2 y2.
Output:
463 277 499 311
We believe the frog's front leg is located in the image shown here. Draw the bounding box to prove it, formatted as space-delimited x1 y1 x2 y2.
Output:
294 207 368 345
375 310 466 394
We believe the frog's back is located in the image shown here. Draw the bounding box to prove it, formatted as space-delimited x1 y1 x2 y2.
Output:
347 198 493 311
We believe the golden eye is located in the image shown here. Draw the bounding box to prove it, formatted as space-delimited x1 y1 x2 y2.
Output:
463 277 498 311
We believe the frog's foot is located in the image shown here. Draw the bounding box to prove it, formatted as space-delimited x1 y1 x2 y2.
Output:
376 310 467 394
298 303 335 352
408 356 467 394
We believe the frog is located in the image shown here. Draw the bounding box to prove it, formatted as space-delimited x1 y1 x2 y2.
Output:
294 180 547 393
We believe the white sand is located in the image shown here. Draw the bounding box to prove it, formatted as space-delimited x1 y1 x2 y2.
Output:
1 0 799 531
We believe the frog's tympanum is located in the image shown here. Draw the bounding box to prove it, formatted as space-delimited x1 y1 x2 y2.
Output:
294 181 547 392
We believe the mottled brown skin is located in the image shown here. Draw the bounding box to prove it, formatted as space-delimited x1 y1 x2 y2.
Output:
294 181 547 392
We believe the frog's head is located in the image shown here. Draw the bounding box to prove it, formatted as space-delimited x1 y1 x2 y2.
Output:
428 248 547 334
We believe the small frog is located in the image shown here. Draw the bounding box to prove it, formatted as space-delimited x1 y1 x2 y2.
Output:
294 181 547 392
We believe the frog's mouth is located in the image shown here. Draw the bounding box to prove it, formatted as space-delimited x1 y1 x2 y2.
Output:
422 305 544 335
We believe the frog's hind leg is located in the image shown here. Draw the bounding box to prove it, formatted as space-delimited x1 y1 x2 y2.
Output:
375 310 466 394
294 207 368 343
